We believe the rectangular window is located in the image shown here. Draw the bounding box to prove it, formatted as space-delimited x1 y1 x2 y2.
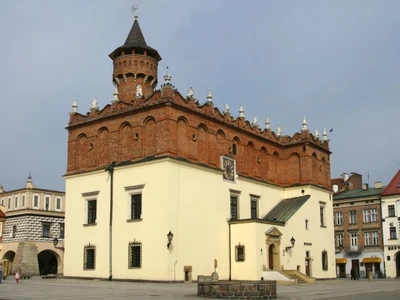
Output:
363 208 378 223
372 232 379 245
320 203 326 227
87 200 97 224
45 196 50 210
33 194 39 209
230 196 238 220
14 196 18 209
22 195 25 208
60 223 65 239
334 212 343 225
130 194 142 220
322 251 328 270
351 233 358 247
84 245 96 270
235 244 245 262
390 227 397 239
7 197 11 209
1 198 4 206
128 241 142 268
12 225 16 238
250 198 258 219
305 219 309 230
388 205 395 217
42 223 51 238
335 234 344 247
349 210 357 224
56 197 61 211
365 232 371 246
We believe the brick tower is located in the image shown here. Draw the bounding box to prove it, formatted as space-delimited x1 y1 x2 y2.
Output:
109 14 161 102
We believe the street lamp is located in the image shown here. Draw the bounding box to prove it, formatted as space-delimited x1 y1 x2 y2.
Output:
167 231 174 249
285 236 296 251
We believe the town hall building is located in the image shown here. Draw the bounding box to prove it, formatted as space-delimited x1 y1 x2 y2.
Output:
63 11 336 282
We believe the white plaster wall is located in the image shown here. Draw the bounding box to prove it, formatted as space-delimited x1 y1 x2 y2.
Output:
64 158 335 280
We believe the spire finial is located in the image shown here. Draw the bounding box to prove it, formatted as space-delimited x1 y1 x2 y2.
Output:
207 89 213 103
323 128 328 140
131 4 138 19
71 97 78 113
112 86 120 103
276 126 282 136
302 116 308 131
239 104 244 118
91 97 99 110
224 104 230 114
253 117 258 127
265 117 270 129
187 87 195 99
314 129 320 139
164 66 171 84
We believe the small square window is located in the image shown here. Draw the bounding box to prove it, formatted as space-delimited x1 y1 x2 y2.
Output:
84 245 96 270
235 244 245 262
128 241 142 268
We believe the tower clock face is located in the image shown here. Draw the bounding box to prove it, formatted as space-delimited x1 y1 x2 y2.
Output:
222 157 235 181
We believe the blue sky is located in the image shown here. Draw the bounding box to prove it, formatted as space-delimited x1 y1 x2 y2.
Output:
1 0 399 191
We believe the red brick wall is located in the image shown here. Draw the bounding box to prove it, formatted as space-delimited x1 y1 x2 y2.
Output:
67 89 331 188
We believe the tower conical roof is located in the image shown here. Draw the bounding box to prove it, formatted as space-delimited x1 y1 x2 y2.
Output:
109 18 161 61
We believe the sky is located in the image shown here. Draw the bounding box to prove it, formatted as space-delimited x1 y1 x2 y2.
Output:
0 0 399 192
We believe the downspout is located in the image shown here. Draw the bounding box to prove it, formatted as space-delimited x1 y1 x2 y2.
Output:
106 162 115 281
379 195 386 278
229 222 232 281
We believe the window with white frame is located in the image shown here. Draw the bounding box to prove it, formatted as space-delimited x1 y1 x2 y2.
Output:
22 194 25 208
365 232 371 246
334 212 343 225
320 202 326 227
7 197 11 209
349 210 357 224
125 185 144 221
388 205 395 217
363 208 378 223
33 194 39 209
42 222 51 238
389 226 397 239
55 197 62 211
14 196 18 209
250 195 259 219
350 233 358 247
335 234 343 247
372 232 379 245
87 199 97 224
45 195 50 211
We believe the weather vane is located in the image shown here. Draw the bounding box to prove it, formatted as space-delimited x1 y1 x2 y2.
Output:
131 4 138 19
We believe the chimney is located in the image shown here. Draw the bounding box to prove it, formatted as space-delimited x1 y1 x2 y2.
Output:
374 181 383 189
362 183 369 190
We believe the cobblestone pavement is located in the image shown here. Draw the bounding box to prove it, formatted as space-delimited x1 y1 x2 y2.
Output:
0 277 400 299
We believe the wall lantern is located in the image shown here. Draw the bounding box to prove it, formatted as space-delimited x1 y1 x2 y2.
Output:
53 237 65 251
285 236 296 251
167 231 174 249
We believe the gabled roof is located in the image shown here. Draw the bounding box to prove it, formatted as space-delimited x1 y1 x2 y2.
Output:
263 195 310 223
333 187 383 200
109 18 161 61
382 169 400 196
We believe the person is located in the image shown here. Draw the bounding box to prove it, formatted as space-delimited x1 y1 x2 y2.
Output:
350 267 355 280
0 262 3 284
15 271 20 284
356 268 360 280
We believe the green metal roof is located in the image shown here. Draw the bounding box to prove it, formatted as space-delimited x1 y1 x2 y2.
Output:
333 187 384 201
263 195 310 223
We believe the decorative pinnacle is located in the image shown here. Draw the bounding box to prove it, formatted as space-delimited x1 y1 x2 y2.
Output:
131 4 138 19
112 86 120 103
314 129 320 139
207 89 213 103
224 104 230 114
323 128 327 140
253 117 258 127
239 104 244 118
71 98 78 113
265 117 270 129
164 66 172 84
276 126 282 136
187 87 195 99
302 116 308 131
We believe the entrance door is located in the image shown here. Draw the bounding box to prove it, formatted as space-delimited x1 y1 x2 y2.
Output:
268 244 275 270
305 259 311 276
396 253 400 277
